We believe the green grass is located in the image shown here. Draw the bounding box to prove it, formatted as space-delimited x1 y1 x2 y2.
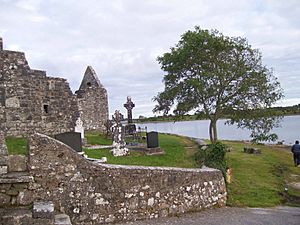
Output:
225 141 300 207
85 133 198 168
5 136 28 155
85 132 113 145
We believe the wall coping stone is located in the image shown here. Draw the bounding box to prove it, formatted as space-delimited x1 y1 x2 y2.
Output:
97 163 219 173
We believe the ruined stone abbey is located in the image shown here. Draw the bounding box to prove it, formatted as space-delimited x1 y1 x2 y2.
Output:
0 37 109 136
0 38 227 225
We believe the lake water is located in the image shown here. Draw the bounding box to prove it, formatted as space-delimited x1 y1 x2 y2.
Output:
138 115 300 145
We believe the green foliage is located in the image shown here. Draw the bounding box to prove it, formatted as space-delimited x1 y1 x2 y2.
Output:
226 109 282 143
153 26 283 143
138 104 300 123
5 137 28 155
194 142 227 176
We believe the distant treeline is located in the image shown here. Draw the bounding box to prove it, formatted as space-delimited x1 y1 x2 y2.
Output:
136 104 300 123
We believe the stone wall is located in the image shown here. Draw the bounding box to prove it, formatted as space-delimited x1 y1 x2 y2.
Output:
76 66 109 132
0 131 33 209
0 38 110 137
28 133 226 224
0 47 79 136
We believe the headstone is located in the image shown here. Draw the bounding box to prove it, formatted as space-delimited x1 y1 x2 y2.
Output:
146 131 159 148
124 96 135 124
74 117 84 139
55 132 82 152
125 124 136 135
111 110 129 157
124 96 136 135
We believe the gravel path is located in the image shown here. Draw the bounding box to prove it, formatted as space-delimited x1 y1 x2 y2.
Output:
116 206 300 225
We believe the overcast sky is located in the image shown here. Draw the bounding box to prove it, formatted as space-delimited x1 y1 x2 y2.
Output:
0 0 299 118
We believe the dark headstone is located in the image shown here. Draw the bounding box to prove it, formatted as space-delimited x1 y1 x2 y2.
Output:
146 131 159 148
55 132 82 152
125 124 136 135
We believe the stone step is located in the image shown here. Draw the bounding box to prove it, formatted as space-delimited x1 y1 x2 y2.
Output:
55 214 72 225
33 201 55 219
0 207 54 225
0 208 32 225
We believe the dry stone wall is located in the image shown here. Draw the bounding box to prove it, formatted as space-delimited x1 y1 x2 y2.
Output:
28 133 226 224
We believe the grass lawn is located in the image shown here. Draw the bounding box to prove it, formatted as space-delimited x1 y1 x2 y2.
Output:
84 133 198 168
85 132 113 145
225 141 300 207
5 136 28 155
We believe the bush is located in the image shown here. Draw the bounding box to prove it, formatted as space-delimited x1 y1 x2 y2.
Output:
194 142 227 176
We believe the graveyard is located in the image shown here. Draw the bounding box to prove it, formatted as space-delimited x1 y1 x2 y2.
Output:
0 39 227 223
85 132 198 168
0 36 299 225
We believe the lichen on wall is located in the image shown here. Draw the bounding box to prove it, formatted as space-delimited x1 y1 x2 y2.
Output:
28 133 227 224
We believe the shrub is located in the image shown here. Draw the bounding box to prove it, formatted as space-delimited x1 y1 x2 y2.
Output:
194 142 227 176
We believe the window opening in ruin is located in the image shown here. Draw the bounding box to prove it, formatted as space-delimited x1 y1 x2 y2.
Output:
43 104 49 113
87 82 91 87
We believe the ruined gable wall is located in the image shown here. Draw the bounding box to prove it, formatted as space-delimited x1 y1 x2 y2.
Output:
28 133 226 224
77 86 108 132
0 48 78 136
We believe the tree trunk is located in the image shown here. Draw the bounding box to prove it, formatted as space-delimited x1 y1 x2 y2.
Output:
209 119 218 144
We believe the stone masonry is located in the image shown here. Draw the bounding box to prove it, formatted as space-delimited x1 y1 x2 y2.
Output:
0 38 109 136
28 133 226 224
75 66 109 132
0 133 226 224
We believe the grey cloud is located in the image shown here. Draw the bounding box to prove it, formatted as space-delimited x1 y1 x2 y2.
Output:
1 0 299 117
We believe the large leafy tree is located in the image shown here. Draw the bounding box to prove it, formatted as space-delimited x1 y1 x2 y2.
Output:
154 27 283 143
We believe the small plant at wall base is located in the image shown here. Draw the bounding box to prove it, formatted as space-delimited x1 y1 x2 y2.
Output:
194 142 227 176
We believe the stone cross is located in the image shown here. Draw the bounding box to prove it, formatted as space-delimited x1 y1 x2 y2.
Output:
123 96 135 124
112 110 122 125
111 110 128 157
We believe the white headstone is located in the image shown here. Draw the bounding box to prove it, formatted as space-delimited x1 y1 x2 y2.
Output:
75 117 84 139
